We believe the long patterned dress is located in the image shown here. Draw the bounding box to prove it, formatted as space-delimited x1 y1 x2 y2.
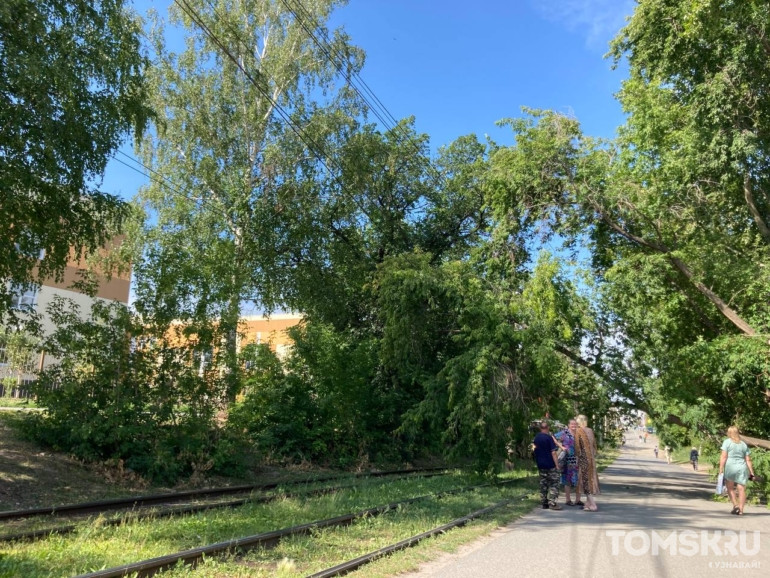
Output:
575 426 600 495
555 429 578 487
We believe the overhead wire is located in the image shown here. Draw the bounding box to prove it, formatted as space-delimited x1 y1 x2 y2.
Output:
281 0 449 191
174 0 347 187
171 0 381 246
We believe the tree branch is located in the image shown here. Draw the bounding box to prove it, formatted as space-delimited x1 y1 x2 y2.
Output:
588 199 758 336
743 173 770 245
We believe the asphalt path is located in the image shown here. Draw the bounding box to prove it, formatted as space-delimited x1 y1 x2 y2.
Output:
409 436 769 578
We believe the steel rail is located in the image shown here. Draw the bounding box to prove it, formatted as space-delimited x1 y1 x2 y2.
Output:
0 471 449 544
306 497 522 578
74 478 530 578
0 467 447 521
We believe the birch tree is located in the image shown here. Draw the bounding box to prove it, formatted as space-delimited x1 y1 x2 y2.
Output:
136 0 363 399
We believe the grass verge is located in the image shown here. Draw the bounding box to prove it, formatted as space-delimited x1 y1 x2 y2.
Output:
0 469 535 577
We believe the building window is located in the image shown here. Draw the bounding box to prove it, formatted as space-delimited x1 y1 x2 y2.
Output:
9 284 38 310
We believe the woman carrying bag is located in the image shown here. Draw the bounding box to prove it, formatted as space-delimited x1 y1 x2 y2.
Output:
719 426 757 516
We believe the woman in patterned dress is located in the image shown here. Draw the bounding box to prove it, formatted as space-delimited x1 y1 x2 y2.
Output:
555 419 581 506
575 414 600 511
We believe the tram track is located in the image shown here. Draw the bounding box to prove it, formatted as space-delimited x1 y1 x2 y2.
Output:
73 477 533 578
306 498 518 578
0 469 450 544
0 467 447 522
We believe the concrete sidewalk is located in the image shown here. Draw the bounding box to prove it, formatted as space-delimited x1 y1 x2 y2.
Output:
408 437 769 578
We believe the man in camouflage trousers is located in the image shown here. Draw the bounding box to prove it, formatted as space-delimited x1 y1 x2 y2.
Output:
532 421 562 510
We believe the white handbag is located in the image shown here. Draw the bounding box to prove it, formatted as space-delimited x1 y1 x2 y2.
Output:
715 473 724 495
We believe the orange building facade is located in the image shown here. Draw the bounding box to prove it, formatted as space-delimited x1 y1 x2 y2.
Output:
238 313 302 359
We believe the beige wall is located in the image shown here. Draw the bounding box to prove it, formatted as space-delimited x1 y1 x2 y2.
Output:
2 236 131 384
1 285 127 383
39 236 130 303
239 314 302 352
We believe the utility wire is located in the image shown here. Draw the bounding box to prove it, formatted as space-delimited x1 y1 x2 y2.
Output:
197 0 444 196
115 149 188 199
173 0 379 227
282 0 401 130
174 0 345 186
282 0 448 190
278 0 397 135
111 151 214 210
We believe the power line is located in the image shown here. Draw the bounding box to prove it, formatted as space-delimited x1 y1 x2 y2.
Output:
278 0 398 134
282 0 402 130
282 0 447 190
172 0 381 225
115 149 187 198
174 0 344 185
112 149 215 212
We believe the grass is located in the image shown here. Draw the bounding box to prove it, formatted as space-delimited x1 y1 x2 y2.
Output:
596 447 619 472
0 469 538 577
0 397 37 409
0 414 618 578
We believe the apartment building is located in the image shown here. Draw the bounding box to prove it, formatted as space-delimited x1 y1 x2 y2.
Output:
0 238 130 388
239 313 302 359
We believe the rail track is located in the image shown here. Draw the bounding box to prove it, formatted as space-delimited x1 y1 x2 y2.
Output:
0 469 449 543
307 498 516 578
0 467 446 522
74 477 532 578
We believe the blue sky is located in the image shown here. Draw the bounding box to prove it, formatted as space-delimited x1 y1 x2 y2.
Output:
103 0 636 199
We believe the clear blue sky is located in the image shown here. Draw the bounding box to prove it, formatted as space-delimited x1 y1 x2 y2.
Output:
103 0 636 199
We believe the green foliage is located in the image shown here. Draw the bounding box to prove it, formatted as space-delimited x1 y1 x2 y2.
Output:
135 0 365 395
229 324 391 467
18 0 770 483
0 327 38 390
747 447 770 500
0 0 151 309
375 249 601 472
25 297 240 483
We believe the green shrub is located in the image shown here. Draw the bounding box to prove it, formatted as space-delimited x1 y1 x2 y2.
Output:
25 297 239 484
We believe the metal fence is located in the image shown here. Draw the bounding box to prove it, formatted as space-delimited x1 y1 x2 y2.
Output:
0 378 36 399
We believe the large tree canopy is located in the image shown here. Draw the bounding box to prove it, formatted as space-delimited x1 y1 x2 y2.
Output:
479 0 770 439
135 0 366 399
0 0 152 308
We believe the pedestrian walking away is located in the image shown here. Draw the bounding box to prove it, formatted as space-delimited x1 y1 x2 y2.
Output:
654 445 658 459
690 447 699 470
719 426 756 516
532 420 563 510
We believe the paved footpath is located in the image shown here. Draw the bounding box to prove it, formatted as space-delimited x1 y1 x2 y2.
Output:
409 437 769 578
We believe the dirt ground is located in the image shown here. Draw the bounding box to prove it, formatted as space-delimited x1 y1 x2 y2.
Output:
0 412 158 511
0 411 357 513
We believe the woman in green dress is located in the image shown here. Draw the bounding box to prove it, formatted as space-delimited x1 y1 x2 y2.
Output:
719 426 756 515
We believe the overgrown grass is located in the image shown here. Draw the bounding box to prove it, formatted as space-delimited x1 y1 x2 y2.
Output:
0 452 620 578
596 448 619 472
0 469 536 577
0 397 37 409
